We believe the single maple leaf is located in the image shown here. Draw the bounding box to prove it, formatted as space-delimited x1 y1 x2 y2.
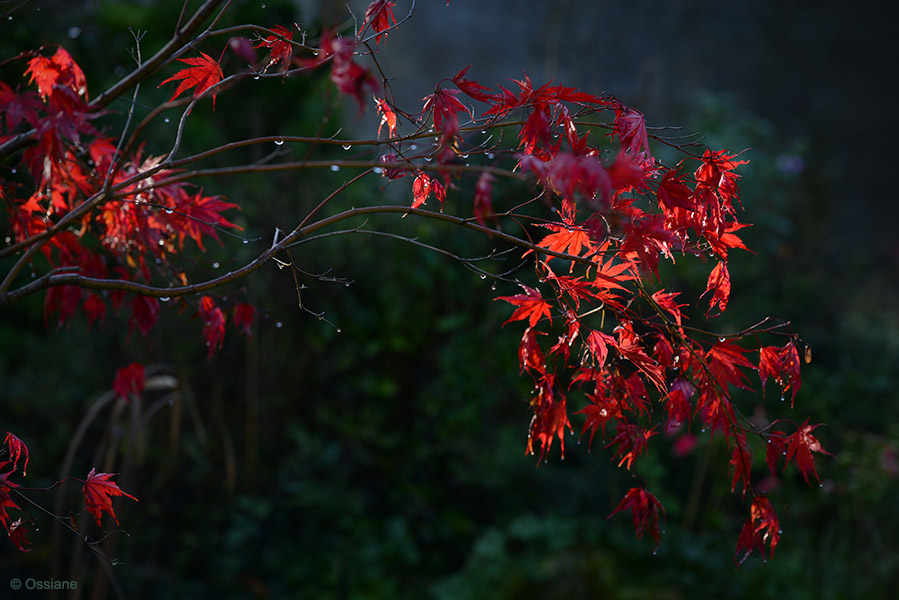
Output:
537 223 592 261
363 0 397 44
129 295 160 337
473 171 494 227
0 462 21 531
234 303 256 339
735 495 779 565
81 468 138 527
3 433 29 476
606 422 657 470
517 327 546 375
496 285 552 328
113 363 145 401
657 168 694 211
255 25 294 71
609 486 665 549
8 518 31 552
613 107 651 157
199 296 226 358
452 65 497 103
784 419 832 485
374 97 397 138
729 431 752 496
158 52 224 110
702 261 731 316
411 172 444 209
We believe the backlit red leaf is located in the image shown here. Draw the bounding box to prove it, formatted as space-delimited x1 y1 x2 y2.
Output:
81 468 138 527
363 0 397 44
113 362 145 402
609 486 665 549
255 25 294 71
735 495 779 565
158 52 223 109
3 433 29 476
784 420 832 485
496 285 552 328
703 261 731 316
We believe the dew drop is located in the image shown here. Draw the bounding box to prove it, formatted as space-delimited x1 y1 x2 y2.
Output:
336 328 342 333
242 239 249 244
212 262 220 269
160 297 170 302
491 283 496 291
780 395 785 402
330 164 340 172
158 239 165 246
344 281 351 287
719 337 726 342
274 138 284 146
7 16 12 21
253 75 260 80
480 274 487 280
481 130 487 134
373 167 383 174
10 168 15 174
486 152 495 159
261 2 266 7
342 144 352 150
163 117 170 123
461 154 469 159
275 321 283 328
410 143 418 150
424 156 432 162
165 208 174 214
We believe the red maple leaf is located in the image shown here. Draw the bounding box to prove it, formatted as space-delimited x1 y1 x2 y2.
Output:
537 223 592 261
363 0 397 44
234 303 256 339
173 189 241 252
158 52 224 109
0 82 41 133
496 285 552 328
613 107 651 157
199 296 226 358
255 25 294 71
25 46 88 100
81 468 138 527
702 261 731 316
3 433 29 477
0 462 21 532
784 419 832 485
729 431 752 495
606 422 657 470
374 97 397 138
422 87 470 143
452 65 497 104
113 362 145 401
473 171 494 227
129 295 160 337
7 518 31 552
609 486 665 549
735 495 779 565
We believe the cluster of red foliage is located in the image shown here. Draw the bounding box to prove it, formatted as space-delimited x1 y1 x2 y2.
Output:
0 0 830 564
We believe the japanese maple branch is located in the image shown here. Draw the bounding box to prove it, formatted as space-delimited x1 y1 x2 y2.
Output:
0 206 603 306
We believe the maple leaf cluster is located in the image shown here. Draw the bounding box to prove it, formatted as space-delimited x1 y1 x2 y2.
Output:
1 433 137 551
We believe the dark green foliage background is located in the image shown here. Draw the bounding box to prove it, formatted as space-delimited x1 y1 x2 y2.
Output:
1 1 896 598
